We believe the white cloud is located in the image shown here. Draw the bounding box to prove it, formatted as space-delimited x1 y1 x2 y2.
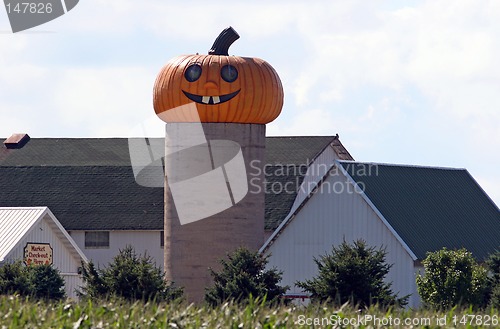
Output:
52 66 156 136
54 0 298 41
278 0 500 206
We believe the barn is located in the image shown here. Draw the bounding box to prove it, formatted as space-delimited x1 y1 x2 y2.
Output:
0 207 87 299
0 136 166 270
261 160 500 307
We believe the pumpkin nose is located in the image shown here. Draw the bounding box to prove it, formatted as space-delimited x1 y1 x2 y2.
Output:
204 81 218 90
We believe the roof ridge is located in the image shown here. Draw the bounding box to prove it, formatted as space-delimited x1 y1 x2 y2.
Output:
0 206 47 210
2 137 131 140
0 165 133 168
266 135 337 138
338 160 466 171
3 136 340 140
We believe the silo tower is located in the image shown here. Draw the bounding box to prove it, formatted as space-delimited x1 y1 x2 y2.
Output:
153 27 284 301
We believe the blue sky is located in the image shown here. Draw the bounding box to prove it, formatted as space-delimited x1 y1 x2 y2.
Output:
1 0 499 206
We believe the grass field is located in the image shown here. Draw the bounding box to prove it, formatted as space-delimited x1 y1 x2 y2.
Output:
0 295 499 328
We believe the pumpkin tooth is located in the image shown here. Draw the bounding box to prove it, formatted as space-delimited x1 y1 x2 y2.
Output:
202 96 210 104
212 96 220 104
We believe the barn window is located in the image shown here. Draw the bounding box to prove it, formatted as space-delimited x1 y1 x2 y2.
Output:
85 231 110 248
160 231 164 248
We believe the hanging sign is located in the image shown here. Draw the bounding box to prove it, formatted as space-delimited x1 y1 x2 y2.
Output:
23 243 53 266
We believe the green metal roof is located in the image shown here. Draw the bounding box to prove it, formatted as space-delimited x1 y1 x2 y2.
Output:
340 161 500 261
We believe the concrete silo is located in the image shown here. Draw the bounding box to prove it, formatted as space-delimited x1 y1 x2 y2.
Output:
153 27 284 301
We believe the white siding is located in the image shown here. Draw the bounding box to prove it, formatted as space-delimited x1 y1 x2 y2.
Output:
265 169 420 307
289 146 339 215
4 214 84 299
63 273 84 299
70 230 164 270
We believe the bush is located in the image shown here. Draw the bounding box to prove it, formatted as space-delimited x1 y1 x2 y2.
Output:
29 264 66 300
0 261 65 300
78 260 107 299
0 261 32 296
416 248 489 310
490 285 500 309
79 245 182 301
486 249 500 308
296 239 407 308
205 247 288 306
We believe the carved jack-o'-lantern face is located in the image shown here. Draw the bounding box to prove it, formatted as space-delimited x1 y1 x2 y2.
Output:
153 27 284 123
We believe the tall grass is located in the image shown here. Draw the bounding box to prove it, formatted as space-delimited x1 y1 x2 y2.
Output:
0 295 498 328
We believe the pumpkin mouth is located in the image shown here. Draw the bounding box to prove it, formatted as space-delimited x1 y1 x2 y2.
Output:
182 90 240 105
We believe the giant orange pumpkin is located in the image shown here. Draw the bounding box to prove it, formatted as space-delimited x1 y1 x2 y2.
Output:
153 27 284 123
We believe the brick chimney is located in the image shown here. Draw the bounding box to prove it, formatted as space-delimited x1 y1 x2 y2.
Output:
3 133 30 149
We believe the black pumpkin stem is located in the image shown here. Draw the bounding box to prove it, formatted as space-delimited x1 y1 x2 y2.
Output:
209 27 240 56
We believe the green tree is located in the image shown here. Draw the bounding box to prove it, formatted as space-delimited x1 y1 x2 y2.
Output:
79 245 182 301
205 247 288 306
77 260 107 299
29 264 66 300
0 261 33 296
486 249 500 308
296 239 407 308
416 248 489 310
0 261 65 300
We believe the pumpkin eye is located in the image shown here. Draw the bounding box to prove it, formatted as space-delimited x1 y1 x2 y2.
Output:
221 65 238 83
185 64 202 82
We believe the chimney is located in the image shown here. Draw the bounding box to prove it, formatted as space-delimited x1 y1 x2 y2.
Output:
3 133 30 149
